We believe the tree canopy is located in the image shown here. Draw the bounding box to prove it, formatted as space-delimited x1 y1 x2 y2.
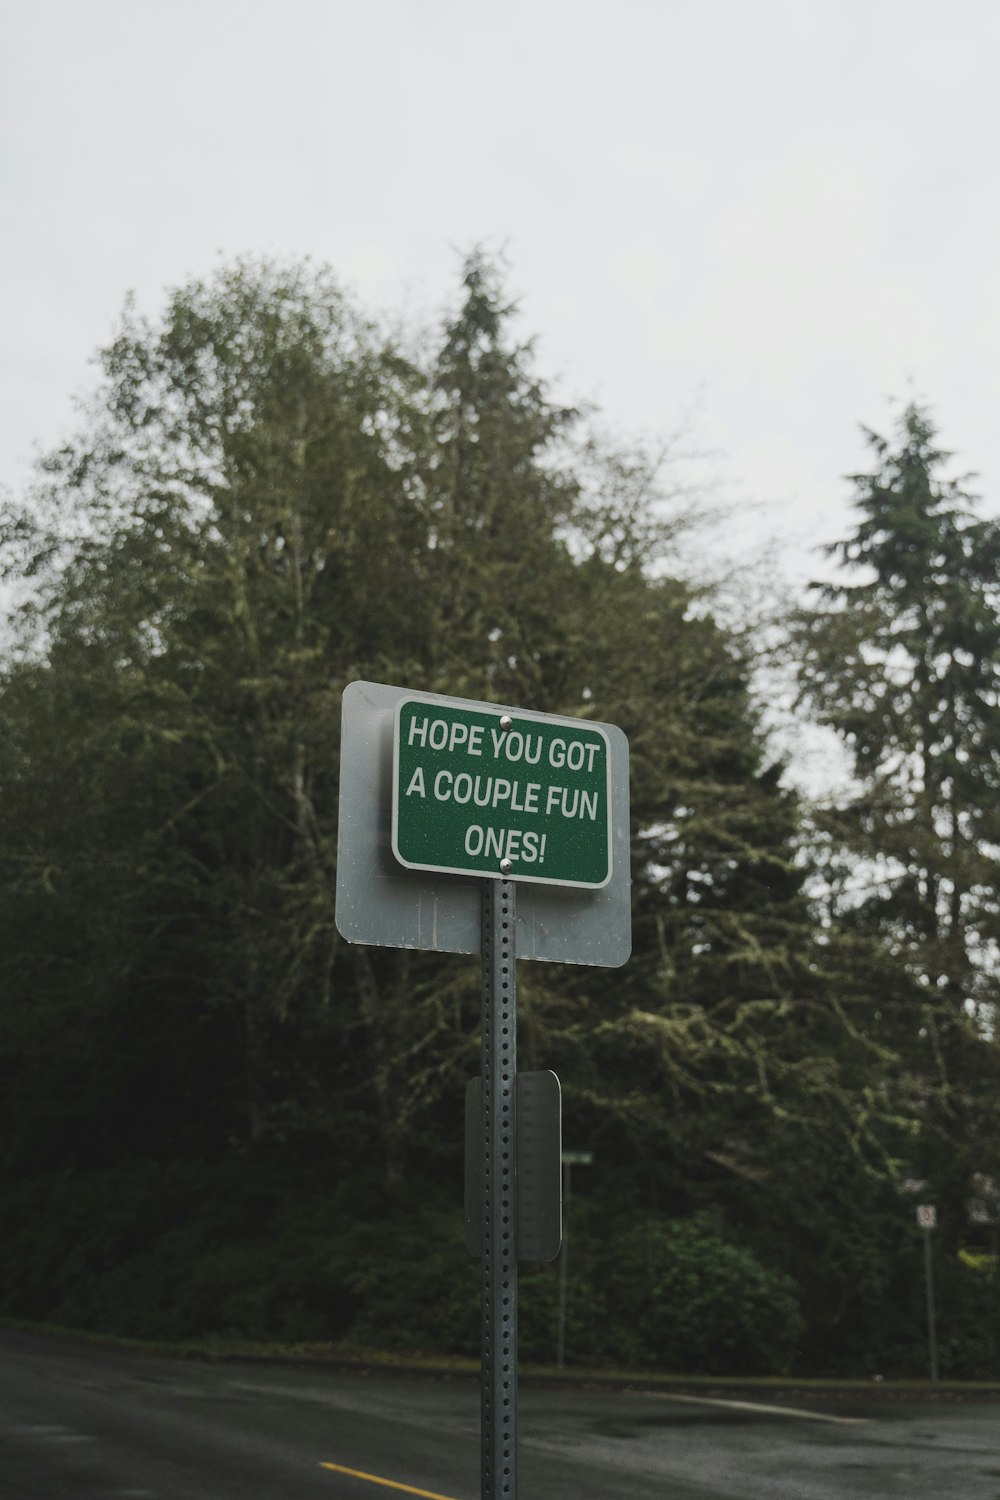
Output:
792 402 1000 1257
0 264 996 1377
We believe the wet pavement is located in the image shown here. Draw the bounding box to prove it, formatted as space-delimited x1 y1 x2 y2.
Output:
1 1328 997 1500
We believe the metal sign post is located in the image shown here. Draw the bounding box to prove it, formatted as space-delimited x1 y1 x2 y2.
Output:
556 1150 593 1370
481 878 518 1499
917 1205 939 1386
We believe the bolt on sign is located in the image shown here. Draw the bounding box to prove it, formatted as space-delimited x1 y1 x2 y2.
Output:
392 698 612 888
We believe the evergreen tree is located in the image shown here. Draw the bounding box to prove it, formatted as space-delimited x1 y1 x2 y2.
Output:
792 401 1000 1224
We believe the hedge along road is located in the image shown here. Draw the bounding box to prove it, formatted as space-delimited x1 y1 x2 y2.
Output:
3 1329 1000 1500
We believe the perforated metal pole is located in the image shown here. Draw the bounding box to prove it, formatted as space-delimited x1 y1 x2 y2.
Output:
480 878 517 1499
923 1229 939 1386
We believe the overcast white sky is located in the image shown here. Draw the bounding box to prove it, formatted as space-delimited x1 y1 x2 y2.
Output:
3 0 999 598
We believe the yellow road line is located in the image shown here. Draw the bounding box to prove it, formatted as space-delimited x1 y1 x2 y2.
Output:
318 1460 462 1499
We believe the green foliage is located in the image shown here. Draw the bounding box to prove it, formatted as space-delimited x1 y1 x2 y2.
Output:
2 259 993 1378
598 1214 802 1375
791 400 1000 1252
0 251 852 1192
794 404 1000 1007
305 1205 804 1376
0 1160 358 1342
342 1208 480 1357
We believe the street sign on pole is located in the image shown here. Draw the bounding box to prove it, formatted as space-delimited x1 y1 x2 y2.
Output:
336 680 631 968
393 697 612 888
335 680 632 1500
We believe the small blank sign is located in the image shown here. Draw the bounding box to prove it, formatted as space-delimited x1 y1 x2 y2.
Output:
465 1071 562 1263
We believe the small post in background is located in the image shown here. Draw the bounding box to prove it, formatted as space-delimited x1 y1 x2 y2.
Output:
916 1203 939 1387
556 1150 593 1370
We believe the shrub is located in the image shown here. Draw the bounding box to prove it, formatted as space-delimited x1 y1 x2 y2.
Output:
603 1213 803 1375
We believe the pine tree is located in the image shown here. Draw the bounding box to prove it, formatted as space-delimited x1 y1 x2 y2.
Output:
793 401 1000 1219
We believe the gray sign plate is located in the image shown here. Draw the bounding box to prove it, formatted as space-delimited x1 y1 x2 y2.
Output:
336 680 631 967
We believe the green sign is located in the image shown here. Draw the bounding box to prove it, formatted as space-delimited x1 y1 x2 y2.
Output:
392 698 612 888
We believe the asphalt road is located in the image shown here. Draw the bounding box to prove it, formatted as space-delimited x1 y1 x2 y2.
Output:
1 1327 998 1500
